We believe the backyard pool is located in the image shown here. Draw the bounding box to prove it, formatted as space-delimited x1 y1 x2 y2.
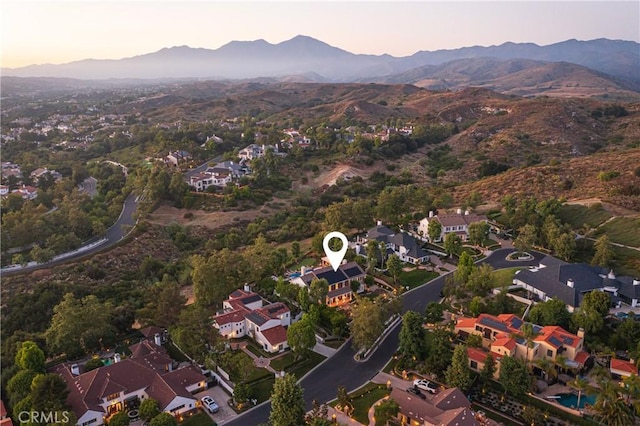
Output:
554 392 596 409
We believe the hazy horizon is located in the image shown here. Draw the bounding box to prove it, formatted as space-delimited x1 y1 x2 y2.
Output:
2 1 639 69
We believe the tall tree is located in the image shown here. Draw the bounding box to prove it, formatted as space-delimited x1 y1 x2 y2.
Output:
468 221 489 247
309 279 329 305
269 373 306 426
443 233 462 257
15 341 45 372
592 379 633 426
428 220 442 242
139 398 160 422
453 252 475 285
29 373 69 412
527 297 571 328
499 355 530 396
572 291 610 334
424 302 444 324
398 311 426 359
6 369 37 407
592 235 614 268
445 344 472 392
480 353 496 383
170 304 217 363
553 232 576 261
192 249 248 307
350 296 385 354
567 376 591 410
514 224 537 253
287 316 316 359
386 254 402 284
520 323 540 369
366 240 380 272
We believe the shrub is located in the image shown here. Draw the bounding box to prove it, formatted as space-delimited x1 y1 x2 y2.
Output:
597 171 620 182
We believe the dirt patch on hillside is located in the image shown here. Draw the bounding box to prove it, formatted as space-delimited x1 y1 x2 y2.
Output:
147 204 267 229
312 164 369 187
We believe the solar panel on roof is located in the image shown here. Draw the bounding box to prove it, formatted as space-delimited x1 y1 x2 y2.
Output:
548 336 562 347
478 317 510 332
562 336 574 345
511 318 523 329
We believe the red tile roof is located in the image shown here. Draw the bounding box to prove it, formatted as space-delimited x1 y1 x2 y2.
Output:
0 400 7 418
260 325 288 346
214 309 247 326
536 326 581 349
467 347 489 363
611 358 638 375
493 334 517 351
574 351 590 366
456 317 477 329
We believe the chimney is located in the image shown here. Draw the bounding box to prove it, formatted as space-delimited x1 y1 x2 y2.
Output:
608 270 616 279
429 211 434 218
577 328 585 339
633 278 640 286
567 278 574 288
154 333 162 346
114 353 121 363
456 208 462 215
377 220 383 226
244 283 251 292
301 266 307 275
71 364 80 376
464 210 470 215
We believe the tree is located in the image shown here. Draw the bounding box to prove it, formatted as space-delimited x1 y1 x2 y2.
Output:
137 280 187 328
30 244 54 263
46 293 116 358
443 233 462 257
287 316 316 359
305 400 330 426
469 296 486 317
499 355 530 396
567 376 591 410
29 373 69 412
398 311 426 359
424 302 444 324
139 398 160 422
386 254 402 284
108 412 130 426
170 304 218 363
309 278 329 305
592 235 614 268
453 251 475 285
149 412 177 426
425 328 454 375
350 296 385 353
521 405 546 426
191 249 248 308
553 232 576 261
336 385 350 411
269 373 305 426
6 369 37 407
15 341 45 372
513 224 537 253
592 379 633 426
233 382 252 404
468 221 489 247
374 398 400 426
520 323 540 369
291 241 301 261
428 220 442 242
527 298 571 328
84 358 104 372
243 234 279 283
480 353 496 383
466 263 494 297
445 344 472 392
366 240 380 271
572 291 610 334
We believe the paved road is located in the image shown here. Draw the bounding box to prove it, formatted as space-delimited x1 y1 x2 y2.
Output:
1 192 139 274
223 248 544 426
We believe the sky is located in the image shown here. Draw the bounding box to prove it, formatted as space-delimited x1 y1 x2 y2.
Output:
2 1 639 68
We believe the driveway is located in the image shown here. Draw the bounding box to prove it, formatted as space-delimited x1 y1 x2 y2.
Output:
193 386 237 424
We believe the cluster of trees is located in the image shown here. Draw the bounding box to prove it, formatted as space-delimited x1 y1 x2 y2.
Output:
268 373 333 426
350 295 402 354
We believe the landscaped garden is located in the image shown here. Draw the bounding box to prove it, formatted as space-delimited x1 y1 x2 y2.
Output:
179 411 216 426
329 382 390 425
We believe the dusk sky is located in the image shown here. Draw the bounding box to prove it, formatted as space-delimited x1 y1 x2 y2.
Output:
2 1 639 69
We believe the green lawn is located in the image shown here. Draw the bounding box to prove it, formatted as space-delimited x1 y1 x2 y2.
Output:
286 351 326 379
347 383 391 425
180 412 215 426
249 376 276 403
270 352 297 371
291 257 317 270
398 269 439 289
491 267 523 288
594 217 640 248
556 204 613 229
611 246 640 276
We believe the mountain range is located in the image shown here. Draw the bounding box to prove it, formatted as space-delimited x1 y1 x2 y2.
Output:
3 35 639 90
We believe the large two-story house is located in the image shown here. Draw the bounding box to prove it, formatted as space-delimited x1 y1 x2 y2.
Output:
213 287 290 353
455 313 590 377
291 261 366 307
238 144 279 161
357 223 429 265
52 335 206 426
189 161 250 191
389 387 478 426
512 255 640 312
417 210 488 242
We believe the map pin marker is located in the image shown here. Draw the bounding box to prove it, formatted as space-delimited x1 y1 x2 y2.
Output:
323 231 349 272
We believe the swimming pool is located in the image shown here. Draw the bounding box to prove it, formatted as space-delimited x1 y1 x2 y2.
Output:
554 392 596 409
288 272 301 278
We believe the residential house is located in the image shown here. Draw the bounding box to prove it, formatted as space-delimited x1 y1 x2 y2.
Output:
357 223 429 264
512 255 640 312
610 358 638 379
52 339 206 426
188 161 249 191
455 313 589 374
417 210 488 242
0 400 13 426
0 185 8 197
1 162 23 180
291 261 366 307
30 167 62 184
238 144 279 161
389 386 478 426
13 185 38 200
165 151 192 167
213 287 291 353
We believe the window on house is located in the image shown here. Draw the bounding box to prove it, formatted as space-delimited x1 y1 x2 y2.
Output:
470 361 478 369
82 419 98 426
547 349 553 357
475 326 482 332
106 393 119 401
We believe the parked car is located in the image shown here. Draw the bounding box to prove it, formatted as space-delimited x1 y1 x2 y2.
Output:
413 379 438 394
201 396 219 413
406 386 427 399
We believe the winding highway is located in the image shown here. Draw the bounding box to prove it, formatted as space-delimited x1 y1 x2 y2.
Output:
223 248 545 426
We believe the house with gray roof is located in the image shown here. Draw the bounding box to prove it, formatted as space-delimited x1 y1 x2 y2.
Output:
357 222 429 264
291 261 366 307
513 255 640 312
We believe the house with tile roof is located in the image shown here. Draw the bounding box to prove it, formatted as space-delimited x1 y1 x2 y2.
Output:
188 161 250 191
417 210 488 242
52 340 206 426
291 261 366 307
455 313 589 373
610 358 638 379
357 223 429 265
513 255 640 312
0 400 13 426
213 287 291 353
389 386 478 426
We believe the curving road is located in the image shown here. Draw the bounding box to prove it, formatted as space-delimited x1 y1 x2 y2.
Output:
223 248 544 426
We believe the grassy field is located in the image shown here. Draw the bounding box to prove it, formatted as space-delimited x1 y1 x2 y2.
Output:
180 412 215 426
491 267 523 288
398 269 439 289
593 217 640 247
557 204 613 229
348 383 390 425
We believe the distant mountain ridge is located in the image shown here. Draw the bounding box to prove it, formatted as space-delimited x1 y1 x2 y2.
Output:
2 35 638 88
